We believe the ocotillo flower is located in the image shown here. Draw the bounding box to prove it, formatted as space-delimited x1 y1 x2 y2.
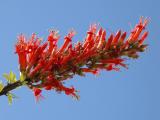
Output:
13 18 149 100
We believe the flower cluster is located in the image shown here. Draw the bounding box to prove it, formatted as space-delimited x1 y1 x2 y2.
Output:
15 18 148 100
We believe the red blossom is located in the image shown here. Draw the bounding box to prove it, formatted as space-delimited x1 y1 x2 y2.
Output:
112 30 121 45
15 35 27 71
14 18 149 100
97 30 106 49
33 88 42 96
45 85 52 90
106 64 120 71
139 31 149 46
101 58 127 68
119 32 127 44
105 34 113 50
48 30 60 54
81 68 99 75
59 30 75 53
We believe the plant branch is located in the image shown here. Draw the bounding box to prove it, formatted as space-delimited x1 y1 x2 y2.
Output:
0 81 22 96
0 78 31 96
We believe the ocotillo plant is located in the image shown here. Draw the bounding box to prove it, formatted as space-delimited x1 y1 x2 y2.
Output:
0 17 149 103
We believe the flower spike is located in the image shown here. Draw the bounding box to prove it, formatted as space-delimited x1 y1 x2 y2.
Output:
0 18 149 102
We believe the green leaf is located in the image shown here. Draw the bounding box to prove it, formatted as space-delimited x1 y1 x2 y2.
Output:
3 73 10 81
9 71 17 83
20 72 25 82
7 93 13 105
3 71 17 83
0 81 4 92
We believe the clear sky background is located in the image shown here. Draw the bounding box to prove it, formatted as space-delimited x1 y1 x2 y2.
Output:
0 0 159 120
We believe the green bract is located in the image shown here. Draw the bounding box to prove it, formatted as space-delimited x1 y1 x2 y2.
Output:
0 82 4 92
3 71 17 83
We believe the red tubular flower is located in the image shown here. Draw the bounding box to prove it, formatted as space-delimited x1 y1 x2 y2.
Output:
63 86 79 99
15 35 28 71
45 85 53 90
132 18 148 40
119 32 127 44
106 64 120 71
81 68 99 75
97 30 106 49
33 88 42 96
139 31 149 46
29 60 45 77
128 17 149 43
59 30 75 53
13 17 149 100
60 46 76 65
96 27 103 36
18 53 27 71
95 27 103 45
76 48 97 63
28 42 48 69
105 34 113 50
83 24 97 48
101 58 127 68
112 30 121 45
33 88 44 102
48 30 60 54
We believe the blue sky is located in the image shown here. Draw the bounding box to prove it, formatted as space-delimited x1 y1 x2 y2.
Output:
0 0 159 120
